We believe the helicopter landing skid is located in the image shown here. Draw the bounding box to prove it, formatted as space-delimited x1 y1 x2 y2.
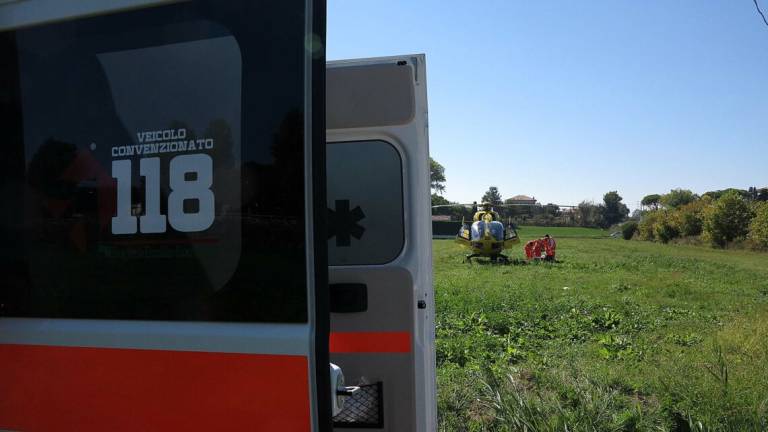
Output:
493 254 510 264
464 253 481 263
465 254 509 264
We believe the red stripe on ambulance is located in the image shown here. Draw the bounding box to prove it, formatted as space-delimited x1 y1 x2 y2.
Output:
0 344 310 432
329 332 411 353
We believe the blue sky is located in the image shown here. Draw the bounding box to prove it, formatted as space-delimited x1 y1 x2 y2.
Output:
327 1 768 209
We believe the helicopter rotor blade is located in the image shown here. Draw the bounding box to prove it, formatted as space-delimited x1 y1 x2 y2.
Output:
432 203 579 209
492 203 578 209
430 203 476 209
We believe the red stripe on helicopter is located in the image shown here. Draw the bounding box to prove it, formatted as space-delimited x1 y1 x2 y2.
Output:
0 344 310 432
330 331 411 353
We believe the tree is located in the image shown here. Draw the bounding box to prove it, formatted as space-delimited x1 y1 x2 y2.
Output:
749 186 759 200
542 203 561 217
653 212 680 244
601 191 630 227
757 188 768 202
675 198 709 237
481 186 502 205
641 194 661 210
703 191 753 247
660 189 698 209
638 211 664 241
430 158 446 195
630 209 646 220
748 202 768 250
577 201 602 227
702 188 748 202
431 193 451 207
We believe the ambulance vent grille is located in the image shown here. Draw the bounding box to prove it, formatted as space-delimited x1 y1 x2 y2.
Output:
333 382 383 428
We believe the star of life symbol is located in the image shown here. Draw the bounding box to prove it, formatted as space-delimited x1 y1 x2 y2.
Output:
328 199 366 247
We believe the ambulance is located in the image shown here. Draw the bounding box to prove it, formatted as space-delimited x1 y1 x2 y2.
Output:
0 1 435 431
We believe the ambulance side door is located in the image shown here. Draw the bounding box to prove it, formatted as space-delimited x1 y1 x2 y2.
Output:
326 55 435 432
0 2 330 430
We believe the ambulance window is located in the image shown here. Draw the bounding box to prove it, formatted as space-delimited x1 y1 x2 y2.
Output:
327 141 404 266
0 2 310 322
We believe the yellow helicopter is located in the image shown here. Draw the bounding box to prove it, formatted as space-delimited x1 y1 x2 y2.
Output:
433 202 520 263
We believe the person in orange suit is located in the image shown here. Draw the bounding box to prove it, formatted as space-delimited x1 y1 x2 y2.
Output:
524 240 536 259
543 234 557 261
531 238 544 260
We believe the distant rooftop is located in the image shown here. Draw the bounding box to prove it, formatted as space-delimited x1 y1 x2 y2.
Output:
509 195 536 202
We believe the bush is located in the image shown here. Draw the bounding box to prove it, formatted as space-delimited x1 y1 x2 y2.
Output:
748 202 768 250
654 213 680 244
638 211 663 241
637 210 661 241
620 221 638 240
677 212 701 237
674 198 709 237
638 211 679 243
703 191 753 248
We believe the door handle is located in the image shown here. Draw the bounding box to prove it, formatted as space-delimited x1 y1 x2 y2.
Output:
336 385 360 397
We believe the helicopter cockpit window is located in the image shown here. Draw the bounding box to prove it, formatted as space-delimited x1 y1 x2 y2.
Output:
489 221 505 241
470 221 505 241
471 221 485 240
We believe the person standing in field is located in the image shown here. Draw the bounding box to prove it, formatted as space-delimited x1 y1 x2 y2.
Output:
543 234 557 261
473 202 500 222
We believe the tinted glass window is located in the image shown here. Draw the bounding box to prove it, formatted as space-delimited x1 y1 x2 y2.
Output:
471 222 484 241
0 1 310 322
327 141 404 265
470 221 504 241
489 221 504 241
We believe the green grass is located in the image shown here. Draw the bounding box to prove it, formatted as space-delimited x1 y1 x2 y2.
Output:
434 229 768 431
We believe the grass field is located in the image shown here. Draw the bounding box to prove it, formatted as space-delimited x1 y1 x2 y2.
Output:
434 226 768 431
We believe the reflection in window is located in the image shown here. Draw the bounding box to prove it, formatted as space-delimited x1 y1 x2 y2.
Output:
0 0 311 323
327 141 404 266
470 221 505 241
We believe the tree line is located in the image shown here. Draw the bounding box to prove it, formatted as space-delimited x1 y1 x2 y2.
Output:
430 157 768 247
430 158 629 228
623 188 768 250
